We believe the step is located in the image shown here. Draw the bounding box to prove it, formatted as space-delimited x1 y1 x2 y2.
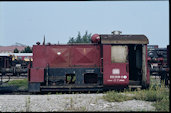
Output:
129 80 141 85
128 85 142 88
128 85 142 90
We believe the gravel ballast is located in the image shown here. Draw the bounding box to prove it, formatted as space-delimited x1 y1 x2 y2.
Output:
0 94 156 112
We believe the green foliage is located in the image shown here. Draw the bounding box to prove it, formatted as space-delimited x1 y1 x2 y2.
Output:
76 32 82 43
134 82 169 112
134 89 162 102
68 37 75 44
103 91 133 102
7 78 28 90
82 31 91 43
68 31 92 44
26 96 30 112
103 81 169 112
56 92 63 95
48 92 51 95
21 46 32 53
66 75 76 83
134 83 169 102
13 48 19 53
154 95 169 112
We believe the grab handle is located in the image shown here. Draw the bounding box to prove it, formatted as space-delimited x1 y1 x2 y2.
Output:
126 64 129 73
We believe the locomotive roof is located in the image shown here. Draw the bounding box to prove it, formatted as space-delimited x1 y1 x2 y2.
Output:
100 34 149 44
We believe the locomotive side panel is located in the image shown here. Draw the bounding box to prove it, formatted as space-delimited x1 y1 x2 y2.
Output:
71 45 101 67
32 44 101 68
32 45 47 68
46 45 70 67
30 68 44 82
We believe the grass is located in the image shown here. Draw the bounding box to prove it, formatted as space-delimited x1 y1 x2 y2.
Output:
26 96 30 112
66 75 76 83
103 77 170 112
7 78 28 90
154 95 169 112
134 82 169 101
103 91 133 102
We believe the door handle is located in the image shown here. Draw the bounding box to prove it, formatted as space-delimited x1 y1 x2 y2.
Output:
126 64 129 73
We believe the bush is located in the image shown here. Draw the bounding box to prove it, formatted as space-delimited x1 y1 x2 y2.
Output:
154 96 169 112
103 82 169 111
134 89 164 102
134 82 169 102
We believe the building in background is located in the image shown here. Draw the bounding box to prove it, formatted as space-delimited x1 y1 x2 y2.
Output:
0 45 26 53
0 43 29 53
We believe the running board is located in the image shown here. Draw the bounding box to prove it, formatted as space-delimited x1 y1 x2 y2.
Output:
128 85 142 90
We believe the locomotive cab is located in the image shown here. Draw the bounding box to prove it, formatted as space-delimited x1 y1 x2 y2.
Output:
100 32 150 89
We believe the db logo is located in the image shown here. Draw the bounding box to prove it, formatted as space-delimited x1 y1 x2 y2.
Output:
112 68 120 74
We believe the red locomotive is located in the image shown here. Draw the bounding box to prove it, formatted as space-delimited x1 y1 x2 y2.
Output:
28 31 150 92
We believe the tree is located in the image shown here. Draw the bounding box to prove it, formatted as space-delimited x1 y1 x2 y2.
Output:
68 31 92 44
82 31 91 43
76 32 82 43
68 37 75 44
13 48 19 53
21 46 32 53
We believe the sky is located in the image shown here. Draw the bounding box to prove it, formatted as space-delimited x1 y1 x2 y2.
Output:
0 1 169 47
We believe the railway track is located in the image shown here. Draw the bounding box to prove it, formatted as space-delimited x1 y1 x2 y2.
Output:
0 74 28 94
0 85 29 95
1 75 27 79
0 74 27 83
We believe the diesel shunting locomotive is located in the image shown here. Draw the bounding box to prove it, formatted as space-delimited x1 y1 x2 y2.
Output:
28 31 150 92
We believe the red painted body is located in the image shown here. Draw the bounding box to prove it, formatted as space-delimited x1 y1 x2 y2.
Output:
30 68 44 82
71 45 101 67
32 44 101 68
103 45 129 86
91 34 100 43
30 44 101 82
